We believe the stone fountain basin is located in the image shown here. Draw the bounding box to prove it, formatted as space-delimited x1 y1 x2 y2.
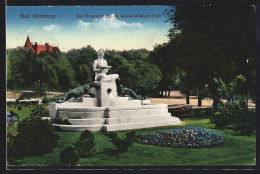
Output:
51 103 181 132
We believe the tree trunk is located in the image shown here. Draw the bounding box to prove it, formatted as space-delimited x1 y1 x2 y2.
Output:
160 90 164 97
212 87 219 109
198 90 202 107
213 98 219 109
186 78 190 104
186 90 190 104
168 89 171 98
164 90 167 98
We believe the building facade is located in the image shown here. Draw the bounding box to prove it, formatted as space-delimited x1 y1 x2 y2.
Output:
24 36 60 55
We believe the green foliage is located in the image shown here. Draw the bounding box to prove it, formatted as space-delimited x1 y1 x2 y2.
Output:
42 95 59 104
209 97 255 135
66 46 97 84
7 134 19 165
60 146 79 166
107 49 162 96
214 75 248 106
232 109 256 136
10 116 59 159
211 111 231 130
17 105 22 110
42 63 58 90
104 131 136 152
74 130 95 158
78 64 92 84
7 47 39 90
7 48 77 91
6 105 256 165
210 75 255 135
163 6 255 103
40 53 76 91
42 96 51 104
30 104 49 117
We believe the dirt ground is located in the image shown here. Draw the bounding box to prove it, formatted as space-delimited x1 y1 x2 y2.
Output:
6 91 63 101
149 90 255 109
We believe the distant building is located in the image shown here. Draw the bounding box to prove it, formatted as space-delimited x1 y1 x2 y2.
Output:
24 36 60 55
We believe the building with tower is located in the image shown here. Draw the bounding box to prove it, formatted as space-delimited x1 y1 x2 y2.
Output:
24 36 60 55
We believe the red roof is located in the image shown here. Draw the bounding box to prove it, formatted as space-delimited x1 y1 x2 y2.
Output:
24 36 60 55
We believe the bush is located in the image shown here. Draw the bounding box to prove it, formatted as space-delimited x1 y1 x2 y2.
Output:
136 127 225 148
18 92 32 100
10 116 59 159
42 96 57 104
60 146 79 166
74 130 95 158
211 111 231 129
7 134 19 165
232 109 256 136
212 99 256 135
30 104 49 117
17 105 22 110
104 131 136 152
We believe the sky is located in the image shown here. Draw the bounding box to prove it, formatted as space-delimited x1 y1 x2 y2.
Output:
6 6 174 52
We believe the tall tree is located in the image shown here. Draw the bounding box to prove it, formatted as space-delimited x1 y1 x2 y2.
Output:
66 45 97 84
165 5 256 107
7 47 39 90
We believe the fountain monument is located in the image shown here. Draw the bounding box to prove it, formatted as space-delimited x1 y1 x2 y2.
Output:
49 49 181 131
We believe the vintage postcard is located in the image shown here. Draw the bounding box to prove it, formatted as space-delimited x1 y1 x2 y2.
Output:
6 4 256 169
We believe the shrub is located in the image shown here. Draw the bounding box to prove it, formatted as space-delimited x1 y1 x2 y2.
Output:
74 130 95 158
105 131 136 152
11 116 59 159
17 105 22 110
7 134 19 165
173 107 186 116
42 96 57 104
136 127 225 148
212 99 256 135
42 97 50 104
60 146 79 166
232 109 256 136
211 111 231 129
18 92 32 100
34 88 46 97
30 104 49 117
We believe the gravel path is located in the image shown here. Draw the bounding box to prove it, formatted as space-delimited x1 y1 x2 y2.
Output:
149 90 255 109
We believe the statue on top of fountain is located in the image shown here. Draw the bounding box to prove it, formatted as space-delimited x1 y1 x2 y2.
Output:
93 49 119 82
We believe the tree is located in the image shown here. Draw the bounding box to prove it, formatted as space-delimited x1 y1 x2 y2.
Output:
7 47 39 90
42 63 58 92
107 49 162 97
148 43 181 98
66 45 97 84
55 55 76 91
38 52 76 91
78 64 92 84
134 62 162 97
165 5 256 107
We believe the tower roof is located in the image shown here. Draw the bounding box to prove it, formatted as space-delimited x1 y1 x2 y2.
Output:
24 36 31 47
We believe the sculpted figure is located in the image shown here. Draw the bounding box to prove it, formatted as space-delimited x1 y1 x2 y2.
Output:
116 78 146 100
93 49 119 82
55 82 99 103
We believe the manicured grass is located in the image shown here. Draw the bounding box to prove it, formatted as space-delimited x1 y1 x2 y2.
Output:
7 105 256 166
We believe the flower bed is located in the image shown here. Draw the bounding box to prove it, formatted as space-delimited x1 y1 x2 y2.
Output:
136 127 225 148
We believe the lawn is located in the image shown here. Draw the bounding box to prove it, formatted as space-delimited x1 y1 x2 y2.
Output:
6 105 256 166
